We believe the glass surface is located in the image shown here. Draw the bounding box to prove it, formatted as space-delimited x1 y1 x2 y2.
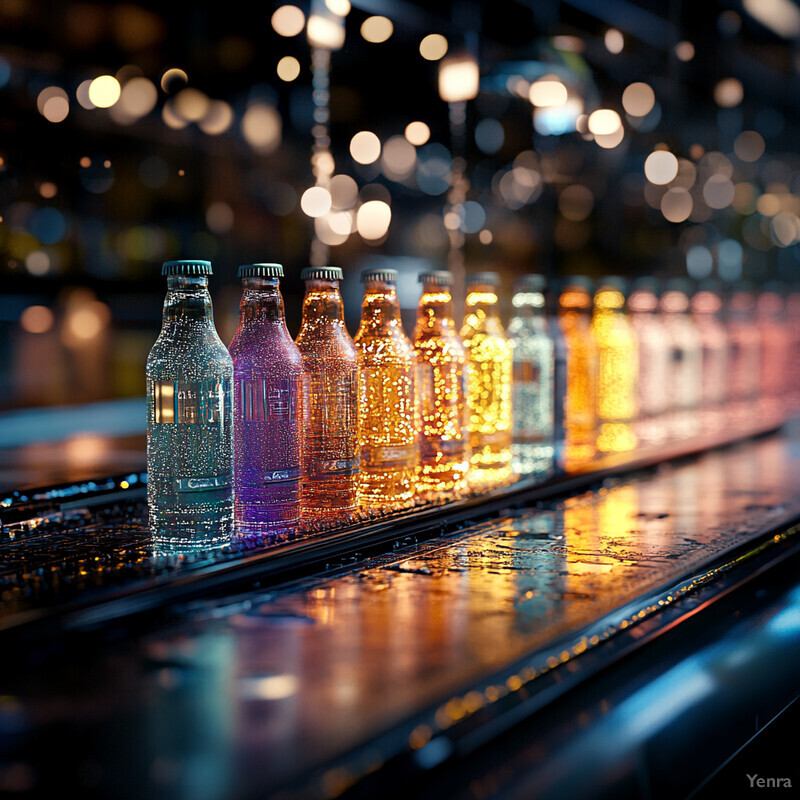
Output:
146 275 233 551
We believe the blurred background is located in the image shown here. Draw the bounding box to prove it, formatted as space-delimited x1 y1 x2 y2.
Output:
1 0 799 421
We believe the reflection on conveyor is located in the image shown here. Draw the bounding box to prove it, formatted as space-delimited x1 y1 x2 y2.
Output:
2 433 800 799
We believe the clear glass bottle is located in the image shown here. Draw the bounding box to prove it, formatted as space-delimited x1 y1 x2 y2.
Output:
629 277 670 445
591 277 638 453
690 279 728 432
461 272 513 488
508 274 554 475
756 283 790 417
146 259 233 552
558 276 598 467
725 283 761 414
660 278 702 438
413 270 470 499
354 268 418 508
546 283 568 471
295 266 360 522
228 263 304 541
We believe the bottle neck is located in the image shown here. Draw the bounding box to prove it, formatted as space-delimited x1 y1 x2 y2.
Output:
359 279 402 329
162 276 214 327
301 279 346 328
416 283 457 331
238 278 287 325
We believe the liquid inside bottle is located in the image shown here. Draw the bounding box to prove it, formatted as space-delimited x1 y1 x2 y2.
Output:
558 277 598 467
354 268 418 508
295 266 360 522
461 272 513 488
229 264 304 542
591 278 638 454
413 270 470 499
508 274 554 475
146 259 233 553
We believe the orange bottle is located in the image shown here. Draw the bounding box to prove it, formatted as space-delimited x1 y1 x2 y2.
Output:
295 267 360 522
354 268 418 508
413 270 470 498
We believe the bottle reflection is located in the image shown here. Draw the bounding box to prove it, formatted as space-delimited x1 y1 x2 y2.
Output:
756 284 790 421
725 283 761 427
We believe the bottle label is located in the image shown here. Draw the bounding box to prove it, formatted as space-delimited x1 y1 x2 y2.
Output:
361 443 417 468
308 457 359 477
238 377 298 422
174 475 232 492
263 467 302 484
152 379 229 424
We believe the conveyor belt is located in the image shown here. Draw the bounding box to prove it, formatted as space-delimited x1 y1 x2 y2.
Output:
2 419 800 799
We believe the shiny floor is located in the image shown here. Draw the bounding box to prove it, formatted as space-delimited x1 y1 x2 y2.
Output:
2 427 800 799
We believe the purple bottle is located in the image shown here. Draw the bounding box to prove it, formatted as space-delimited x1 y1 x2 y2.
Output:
228 263 304 541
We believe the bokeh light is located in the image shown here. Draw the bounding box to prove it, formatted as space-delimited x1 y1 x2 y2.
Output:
644 150 679 185
558 185 595 221
675 40 695 61
733 130 765 162
361 16 393 43
325 0 351 15
529 76 568 107
300 186 333 217
115 76 158 120
420 34 448 61
329 174 359 209
206 201 234 234
703 175 735 209
405 121 430 146
271 5 305 37
350 130 381 164
20 305 54 334
88 75 121 108
714 77 743 108
25 250 51 276
357 199 392 240
381 135 416 179
661 187 693 222
160 68 188 93
173 87 209 122
474 118 504 154
198 100 234 135
241 103 281 153
604 28 624 53
622 82 655 117
277 56 301 82
587 109 621 135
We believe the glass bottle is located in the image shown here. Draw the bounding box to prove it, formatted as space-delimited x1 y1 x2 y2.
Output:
508 274 554 475
228 263 304 541
461 272 513 488
146 259 233 552
546 282 568 471
756 283 790 418
295 266 360 523
690 279 728 432
558 276 598 467
660 278 702 438
413 270 470 498
787 287 800 413
354 268 418 508
725 283 761 425
591 277 638 453
629 277 670 445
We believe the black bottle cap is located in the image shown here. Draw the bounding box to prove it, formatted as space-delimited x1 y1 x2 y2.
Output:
466 271 500 287
162 259 212 276
238 263 284 279
361 268 398 283
418 270 453 286
300 266 344 281
514 274 546 292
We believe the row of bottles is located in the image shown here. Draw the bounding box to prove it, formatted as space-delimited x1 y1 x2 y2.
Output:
146 260 800 552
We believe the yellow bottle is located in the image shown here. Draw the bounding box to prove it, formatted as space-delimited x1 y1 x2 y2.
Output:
413 270 470 498
591 277 638 453
558 276 598 466
461 272 513 488
354 268 418 508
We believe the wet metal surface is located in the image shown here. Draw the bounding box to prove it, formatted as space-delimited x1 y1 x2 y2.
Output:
2 430 800 798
